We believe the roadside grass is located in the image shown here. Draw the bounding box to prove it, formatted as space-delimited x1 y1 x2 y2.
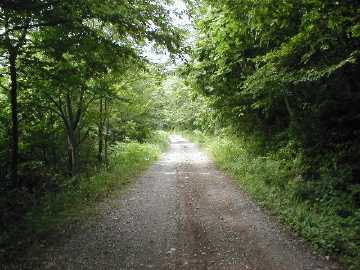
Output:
1 131 170 264
184 130 360 270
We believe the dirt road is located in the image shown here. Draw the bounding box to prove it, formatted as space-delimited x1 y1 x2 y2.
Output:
20 135 342 269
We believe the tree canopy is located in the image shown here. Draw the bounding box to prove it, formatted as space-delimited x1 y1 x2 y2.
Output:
0 0 184 183
184 0 360 183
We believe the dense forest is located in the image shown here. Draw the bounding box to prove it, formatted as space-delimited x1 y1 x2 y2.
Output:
1 0 360 269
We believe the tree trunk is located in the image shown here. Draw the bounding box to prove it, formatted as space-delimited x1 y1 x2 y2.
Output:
97 98 103 161
104 99 109 163
9 50 19 186
284 95 299 129
67 130 77 176
284 95 294 121
49 111 58 165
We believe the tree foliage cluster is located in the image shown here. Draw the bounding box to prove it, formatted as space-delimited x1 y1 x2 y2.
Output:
0 0 182 243
185 0 360 195
156 74 217 131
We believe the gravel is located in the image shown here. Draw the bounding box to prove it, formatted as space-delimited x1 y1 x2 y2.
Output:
10 135 344 270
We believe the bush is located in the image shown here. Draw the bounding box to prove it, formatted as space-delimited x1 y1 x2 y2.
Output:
146 130 171 152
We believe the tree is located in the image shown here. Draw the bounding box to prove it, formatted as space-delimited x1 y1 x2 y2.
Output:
0 0 183 180
187 0 360 182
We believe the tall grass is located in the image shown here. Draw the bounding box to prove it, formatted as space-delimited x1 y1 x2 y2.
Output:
186 131 360 270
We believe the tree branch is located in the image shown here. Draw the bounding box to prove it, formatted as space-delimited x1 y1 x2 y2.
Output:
72 88 85 129
0 19 74 39
0 0 60 11
47 94 70 131
66 90 74 128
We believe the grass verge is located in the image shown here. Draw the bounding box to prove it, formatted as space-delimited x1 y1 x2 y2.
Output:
184 130 360 270
1 131 170 265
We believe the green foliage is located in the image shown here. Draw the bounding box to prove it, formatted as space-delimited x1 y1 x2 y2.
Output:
109 68 166 142
146 130 171 152
0 0 184 179
186 0 360 178
157 75 220 132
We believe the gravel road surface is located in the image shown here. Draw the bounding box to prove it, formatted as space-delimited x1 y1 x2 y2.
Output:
16 135 343 270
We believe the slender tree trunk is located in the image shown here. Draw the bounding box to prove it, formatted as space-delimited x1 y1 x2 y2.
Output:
284 95 297 130
284 96 295 121
284 95 303 139
104 99 109 163
49 111 57 164
9 50 19 186
98 98 103 161
4 14 29 186
67 129 77 176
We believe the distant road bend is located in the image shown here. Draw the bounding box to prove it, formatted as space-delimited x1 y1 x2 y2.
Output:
22 135 342 270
